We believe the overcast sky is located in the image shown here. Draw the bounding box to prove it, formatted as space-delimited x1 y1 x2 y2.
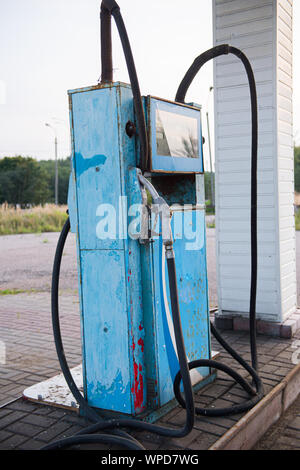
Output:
0 0 299 170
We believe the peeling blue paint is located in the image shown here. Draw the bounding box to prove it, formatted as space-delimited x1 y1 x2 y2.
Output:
68 83 147 416
68 82 212 418
75 152 107 179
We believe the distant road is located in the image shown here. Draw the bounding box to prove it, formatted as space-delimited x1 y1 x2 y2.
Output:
0 231 78 294
0 229 299 308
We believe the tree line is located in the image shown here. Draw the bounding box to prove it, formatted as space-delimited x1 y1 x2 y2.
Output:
1 148 300 207
294 146 300 193
0 156 71 207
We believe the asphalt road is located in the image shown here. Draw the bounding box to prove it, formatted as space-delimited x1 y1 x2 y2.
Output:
0 231 78 294
0 228 299 308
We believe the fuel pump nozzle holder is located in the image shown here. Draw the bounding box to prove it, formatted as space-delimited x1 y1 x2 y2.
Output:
138 172 173 247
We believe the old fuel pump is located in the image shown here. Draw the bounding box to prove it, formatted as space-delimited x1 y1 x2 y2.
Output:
45 0 264 450
67 85 212 417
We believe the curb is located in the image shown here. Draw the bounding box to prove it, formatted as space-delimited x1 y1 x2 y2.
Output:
209 362 300 450
214 309 300 339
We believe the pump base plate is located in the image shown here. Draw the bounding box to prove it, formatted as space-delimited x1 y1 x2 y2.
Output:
23 350 220 418
23 365 82 411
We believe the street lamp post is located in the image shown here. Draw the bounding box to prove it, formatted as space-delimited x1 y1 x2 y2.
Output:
45 123 58 205
206 86 214 210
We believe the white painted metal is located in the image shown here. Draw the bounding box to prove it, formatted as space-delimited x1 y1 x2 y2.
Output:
23 365 82 410
213 0 295 322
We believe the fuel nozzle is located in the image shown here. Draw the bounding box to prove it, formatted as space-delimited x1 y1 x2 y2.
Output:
138 172 173 248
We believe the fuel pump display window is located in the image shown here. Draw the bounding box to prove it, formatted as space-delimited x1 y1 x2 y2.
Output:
156 109 199 159
146 96 204 173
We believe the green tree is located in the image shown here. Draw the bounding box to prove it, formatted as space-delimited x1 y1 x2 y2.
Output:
294 146 300 192
0 156 50 206
38 157 71 204
204 171 214 201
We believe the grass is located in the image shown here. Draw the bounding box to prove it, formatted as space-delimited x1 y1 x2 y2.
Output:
205 203 215 215
0 203 68 235
1 203 299 235
0 288 40 296
0 289 26 295
206 221 215 229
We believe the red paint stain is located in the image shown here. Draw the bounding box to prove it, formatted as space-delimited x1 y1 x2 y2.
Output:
131 362 144 411
138 323 143 331
131 340 135 351
138 338 144 352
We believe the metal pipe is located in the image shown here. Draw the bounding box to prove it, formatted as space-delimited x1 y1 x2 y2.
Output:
206 110 214 209
100 5 113 83
99 1 149 169
54 136 58 205
45 123 59 205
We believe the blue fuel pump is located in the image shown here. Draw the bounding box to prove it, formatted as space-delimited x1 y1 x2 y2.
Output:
44 0 264 450
67 87 213 418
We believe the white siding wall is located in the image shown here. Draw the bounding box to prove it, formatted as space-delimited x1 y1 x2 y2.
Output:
277 0 296 319
213 0 295 322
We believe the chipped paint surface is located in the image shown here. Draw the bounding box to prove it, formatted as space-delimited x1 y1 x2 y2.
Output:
151 209 211 406
88 369 131 412
68 82 211 417
138 338 144 352
131 362 144 411
69 84 146 415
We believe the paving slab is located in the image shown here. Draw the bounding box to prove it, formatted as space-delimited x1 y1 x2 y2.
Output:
0 291 299 450
0 228 300 450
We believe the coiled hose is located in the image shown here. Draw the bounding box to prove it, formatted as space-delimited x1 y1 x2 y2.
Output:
173 44 264 415
41 1 264 450
42 216 194 450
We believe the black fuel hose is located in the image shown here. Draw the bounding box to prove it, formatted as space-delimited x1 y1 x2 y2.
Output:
173 45 264 414
42 216 196 450
42 8 263 450
100 0 149 170
42 1 196 449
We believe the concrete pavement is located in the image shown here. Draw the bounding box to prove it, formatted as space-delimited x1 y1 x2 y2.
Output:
0 227 300 450
0 289 300 450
